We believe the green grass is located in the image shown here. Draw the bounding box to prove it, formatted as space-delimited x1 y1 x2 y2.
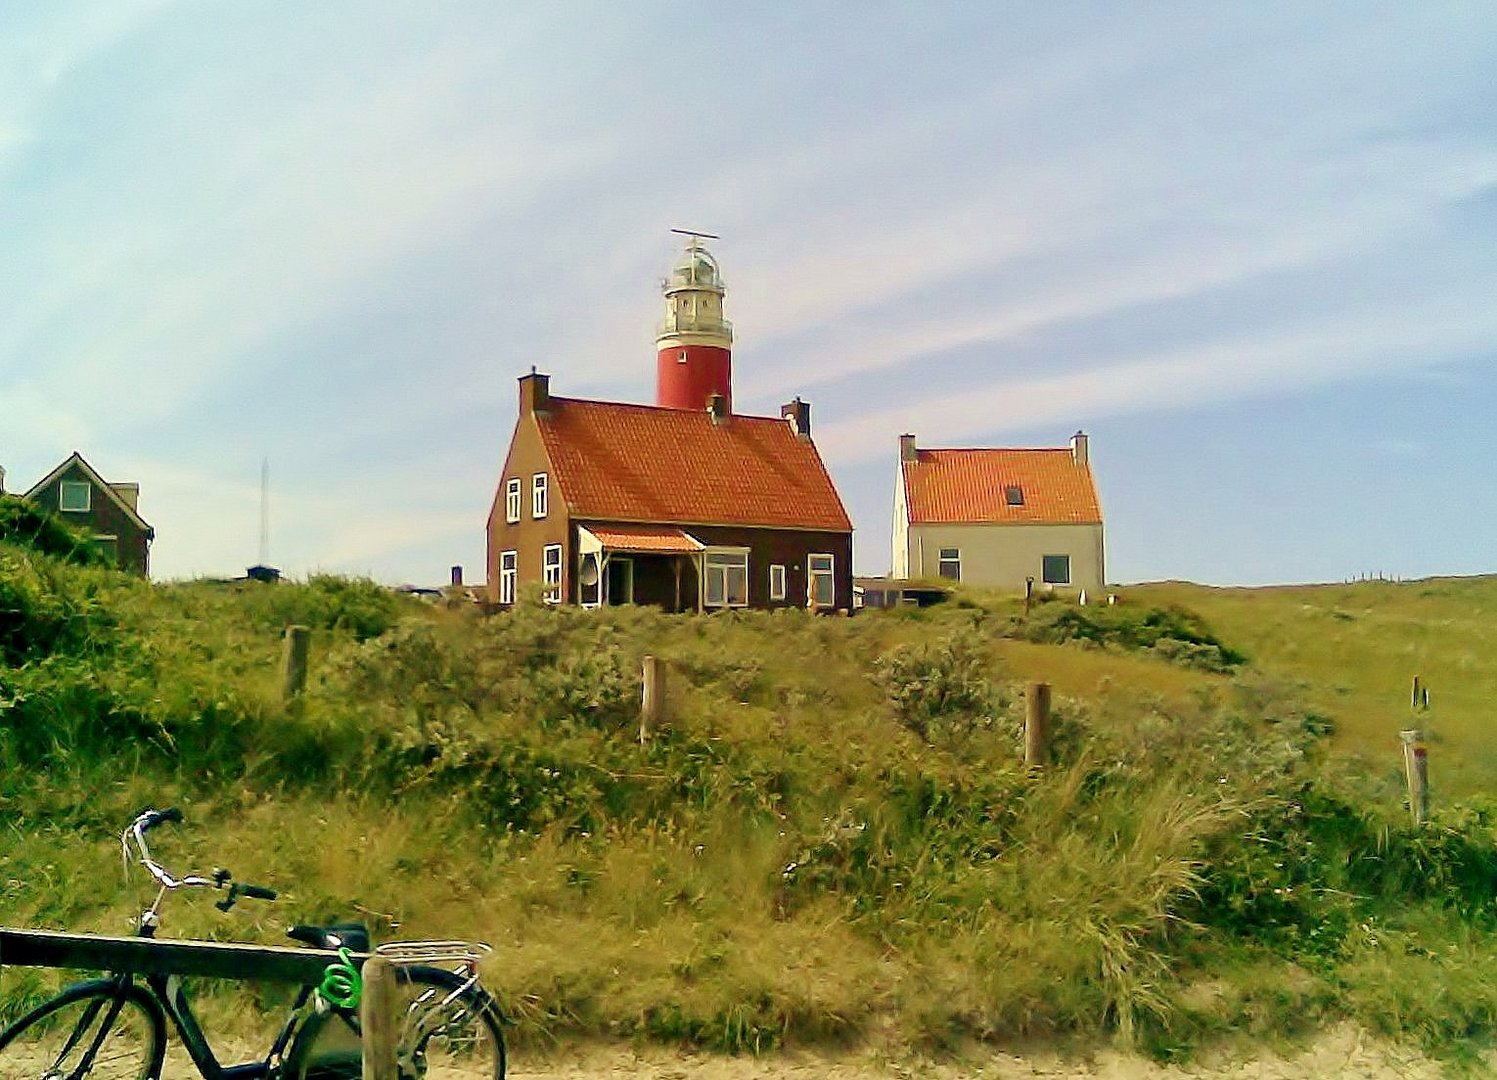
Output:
3 526 1497 1068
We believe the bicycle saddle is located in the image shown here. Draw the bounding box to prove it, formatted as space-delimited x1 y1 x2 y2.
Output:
286 921 370 952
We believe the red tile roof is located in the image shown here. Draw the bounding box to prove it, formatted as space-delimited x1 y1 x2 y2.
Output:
583 524 703 553
903 448 1101 525
536 398 852 532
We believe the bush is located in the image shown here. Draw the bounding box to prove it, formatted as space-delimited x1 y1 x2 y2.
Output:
873 628 997 742
0 496 108 567
250 574 402 641
1018 599 1247 671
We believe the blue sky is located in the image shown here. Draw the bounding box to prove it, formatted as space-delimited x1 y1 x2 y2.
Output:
2 3 1493 586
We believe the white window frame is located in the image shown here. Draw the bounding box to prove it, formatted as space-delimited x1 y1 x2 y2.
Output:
532 473 548 519
703 548 749 609
938 547 961 581
542 544 562 603
499 550 517 604
807 553 835 608
769 564 787 601
59 480 91 513
505 479 521 523
1042 553 1071 586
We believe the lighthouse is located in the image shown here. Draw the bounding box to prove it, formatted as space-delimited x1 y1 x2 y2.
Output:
656 233 733 413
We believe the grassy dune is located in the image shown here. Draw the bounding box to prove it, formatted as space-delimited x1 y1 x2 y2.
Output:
1134 577 1497 798
3 520 1497 1068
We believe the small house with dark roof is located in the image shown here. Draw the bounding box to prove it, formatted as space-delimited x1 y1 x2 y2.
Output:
23 451 155 575
893 432 1104 594
487 373 852 611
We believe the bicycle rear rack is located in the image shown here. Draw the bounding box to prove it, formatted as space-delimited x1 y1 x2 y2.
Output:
374 940 491 968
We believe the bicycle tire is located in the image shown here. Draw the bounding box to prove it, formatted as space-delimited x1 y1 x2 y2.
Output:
285 963 506 1080
0 979 167 1080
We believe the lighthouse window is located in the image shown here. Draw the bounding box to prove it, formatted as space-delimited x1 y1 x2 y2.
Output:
678 350 688 364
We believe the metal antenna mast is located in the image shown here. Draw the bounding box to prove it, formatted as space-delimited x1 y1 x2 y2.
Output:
670 228 720 240
259 458 270 567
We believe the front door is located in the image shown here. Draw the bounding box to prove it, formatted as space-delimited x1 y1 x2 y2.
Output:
606 557 634 605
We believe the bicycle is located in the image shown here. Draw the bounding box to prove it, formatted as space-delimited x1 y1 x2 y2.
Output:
0 808 506 1079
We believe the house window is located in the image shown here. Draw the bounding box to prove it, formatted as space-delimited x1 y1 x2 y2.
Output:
1042 554 1071 585
769 564 787 601
542 544 562 603
499 550 517 604
505 479 521 523
704 550 748 608
59 480 91 513
1005 485 1024 506
938 547 961 581
92 535 119 567
532 474 548 519
807 553 835 608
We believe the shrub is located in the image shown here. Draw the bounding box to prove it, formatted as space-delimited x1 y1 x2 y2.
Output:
873 628 997 741
1017 600 1247 671
249 574 402 641
0 496 108 567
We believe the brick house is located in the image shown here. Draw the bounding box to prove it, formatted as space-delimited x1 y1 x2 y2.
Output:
486 372 853 612
893 432 1104 595
23 451 155 575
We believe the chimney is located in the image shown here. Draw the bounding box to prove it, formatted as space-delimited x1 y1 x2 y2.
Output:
109 483 140 511
0 465 6 494
899 434 918 463
519 368 551 417
450 565 464 587
706 391 727 426
1071 430 1089 466
780 397 811 439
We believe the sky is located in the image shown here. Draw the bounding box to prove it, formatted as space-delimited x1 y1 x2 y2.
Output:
1 3 1494 587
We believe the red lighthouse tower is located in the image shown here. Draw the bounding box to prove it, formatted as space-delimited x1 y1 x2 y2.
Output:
656 232 733 412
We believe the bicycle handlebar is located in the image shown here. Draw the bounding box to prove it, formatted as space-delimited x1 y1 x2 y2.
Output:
122 807 277 909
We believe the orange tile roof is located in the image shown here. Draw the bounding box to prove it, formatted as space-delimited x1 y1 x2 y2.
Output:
903 448 1101 525
537 398 852 532
583 524 703 553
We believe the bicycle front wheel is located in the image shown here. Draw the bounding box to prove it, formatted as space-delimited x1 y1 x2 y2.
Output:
0 979 166 1079
287 964 505 1080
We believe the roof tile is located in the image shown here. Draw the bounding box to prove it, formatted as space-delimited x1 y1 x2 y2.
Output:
904 448 1101 525
538 398 851 532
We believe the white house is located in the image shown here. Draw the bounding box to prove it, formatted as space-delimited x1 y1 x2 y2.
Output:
893 431 1105 594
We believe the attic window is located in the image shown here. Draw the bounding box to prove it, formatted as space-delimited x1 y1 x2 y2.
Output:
59 480 91 513
1004 485 1024 507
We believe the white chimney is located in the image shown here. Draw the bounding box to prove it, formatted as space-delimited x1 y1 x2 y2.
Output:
1071 430 1089 466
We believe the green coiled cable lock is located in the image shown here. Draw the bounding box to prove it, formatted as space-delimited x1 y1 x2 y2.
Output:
319 946 362 1009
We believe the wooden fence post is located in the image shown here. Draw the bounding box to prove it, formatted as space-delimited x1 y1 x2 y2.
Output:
281 625 310 700
1024 681 1051 769
1400 729 1428 826
641 655 666 744
361 954 397 1080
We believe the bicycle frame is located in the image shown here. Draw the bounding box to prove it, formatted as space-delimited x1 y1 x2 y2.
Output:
77 961 335 1080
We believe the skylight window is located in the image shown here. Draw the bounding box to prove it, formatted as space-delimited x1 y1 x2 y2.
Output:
1005 485 1024 506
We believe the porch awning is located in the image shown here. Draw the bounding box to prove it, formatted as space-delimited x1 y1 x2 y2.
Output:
579 525 703 554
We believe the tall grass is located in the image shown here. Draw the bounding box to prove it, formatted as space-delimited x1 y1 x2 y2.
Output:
4 532 1497 1063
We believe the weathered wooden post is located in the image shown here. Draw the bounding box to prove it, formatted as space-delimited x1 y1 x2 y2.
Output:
1024 681 1051 769
281 625 310 700
361 953 398 1080
1400 729 1428 826
641 655 666 744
